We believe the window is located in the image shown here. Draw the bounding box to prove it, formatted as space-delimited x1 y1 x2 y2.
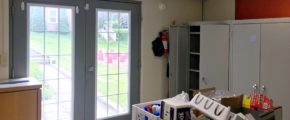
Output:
28 5 74 120
46 8 58 24
96 10 130 119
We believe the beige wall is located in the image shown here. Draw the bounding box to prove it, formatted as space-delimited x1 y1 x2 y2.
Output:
0 0 9 80
140 0 202 102
204 0 235 20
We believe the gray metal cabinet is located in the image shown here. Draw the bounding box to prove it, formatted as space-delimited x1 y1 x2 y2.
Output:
261 23 290 120
231 24 261 95
168 26 189 97
169 25 230 97
199 25 230 90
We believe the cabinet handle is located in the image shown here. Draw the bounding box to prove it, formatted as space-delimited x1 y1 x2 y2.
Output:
202 77 207 85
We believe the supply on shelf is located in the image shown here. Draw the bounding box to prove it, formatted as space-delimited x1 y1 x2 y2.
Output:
132 90 278 120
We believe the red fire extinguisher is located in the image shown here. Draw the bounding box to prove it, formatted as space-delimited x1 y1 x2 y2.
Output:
161 31 168 56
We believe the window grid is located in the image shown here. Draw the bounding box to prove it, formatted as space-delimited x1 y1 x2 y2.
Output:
97 91 128 98
42 6 46 117
117 11 121 112
29 5 73 120
106 10 109 116
57 7 60 119
97 73 127 76
30 54 72 57
96 10 129 119
98 93 127 99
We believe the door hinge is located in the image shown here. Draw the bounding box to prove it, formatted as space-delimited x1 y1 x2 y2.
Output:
139 58 142 70
10 5 14 17
76 6 79 14
231 25 234 37
21 1 25 11
84 3 89 11
11 67 15 78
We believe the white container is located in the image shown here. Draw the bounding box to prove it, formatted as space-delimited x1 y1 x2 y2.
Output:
132 100 162 120
190 93 231 120
160 99 192 120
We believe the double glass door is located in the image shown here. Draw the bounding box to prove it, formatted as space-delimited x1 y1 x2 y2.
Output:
12 0 140 120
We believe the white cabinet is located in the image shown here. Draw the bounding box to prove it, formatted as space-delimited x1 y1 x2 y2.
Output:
231 22 290 119
187 20 290 120
232 24 261 95
261 23 290 120
199 25 229 90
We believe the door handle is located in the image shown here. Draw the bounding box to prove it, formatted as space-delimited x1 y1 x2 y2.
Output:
252 84 258 92
88 65 95 72
261 85 266 92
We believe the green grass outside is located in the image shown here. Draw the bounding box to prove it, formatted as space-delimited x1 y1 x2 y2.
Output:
97 32 129 53
97 74 128 108
30 32 72 72
29 31 129 108
96 32 129 108
30 31 128 72
29 60 55 100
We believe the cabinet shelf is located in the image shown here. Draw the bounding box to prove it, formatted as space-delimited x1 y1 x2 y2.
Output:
190 32 200 34
190 54 200 70
190 26 200 32
189 71 199 89
190 34 200 53
189 25 201 90
189 69 200 72
190 52 200 55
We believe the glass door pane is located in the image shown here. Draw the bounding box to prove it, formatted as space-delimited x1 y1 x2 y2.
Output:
28 4 74 120
96 9 130 119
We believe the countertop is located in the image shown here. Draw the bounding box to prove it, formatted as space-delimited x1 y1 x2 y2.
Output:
0 78 42 93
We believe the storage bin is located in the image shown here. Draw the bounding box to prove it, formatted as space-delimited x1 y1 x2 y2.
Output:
132 100 162 120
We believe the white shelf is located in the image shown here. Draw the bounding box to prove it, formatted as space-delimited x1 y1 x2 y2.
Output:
189 69 199 72
190 52 200 55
